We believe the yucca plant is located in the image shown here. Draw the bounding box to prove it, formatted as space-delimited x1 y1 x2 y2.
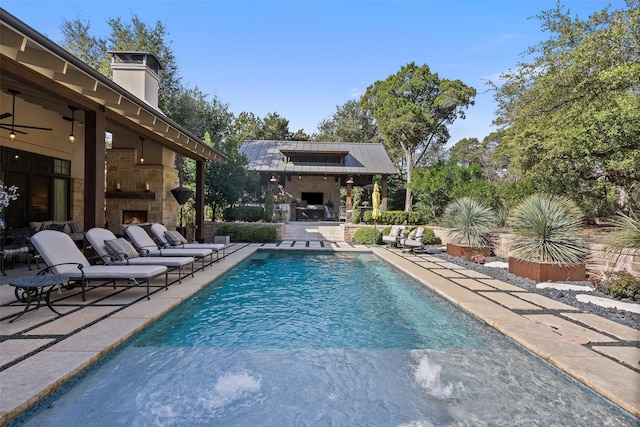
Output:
508 194 588 264
442 197 496 248
606 211 640 253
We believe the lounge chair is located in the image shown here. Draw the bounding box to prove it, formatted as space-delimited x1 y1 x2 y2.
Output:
402 227 426 253
149 223 225 258
125 225 215 269
85 227 195 284
382 225 406 247
30 230 168 301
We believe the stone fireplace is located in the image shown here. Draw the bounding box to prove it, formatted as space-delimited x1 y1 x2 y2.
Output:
122 210 148 225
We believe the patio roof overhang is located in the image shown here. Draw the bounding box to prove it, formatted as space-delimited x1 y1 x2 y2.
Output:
0 9 227 164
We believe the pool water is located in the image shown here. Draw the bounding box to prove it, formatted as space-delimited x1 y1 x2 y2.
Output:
17 251 635 426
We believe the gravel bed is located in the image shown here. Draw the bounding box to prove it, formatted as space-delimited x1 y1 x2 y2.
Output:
422 246 640 331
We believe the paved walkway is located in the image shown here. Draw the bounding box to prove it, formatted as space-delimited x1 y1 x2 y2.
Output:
0 241 638 424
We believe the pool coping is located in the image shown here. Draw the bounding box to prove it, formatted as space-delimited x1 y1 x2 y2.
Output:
0 242 638 423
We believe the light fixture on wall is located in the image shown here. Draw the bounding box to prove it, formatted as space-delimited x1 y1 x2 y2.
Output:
67 106 78 143
269 175 277 183
139 137 145 164
346 176 354 185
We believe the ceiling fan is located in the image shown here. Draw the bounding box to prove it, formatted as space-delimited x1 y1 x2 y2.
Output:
1 89 53 140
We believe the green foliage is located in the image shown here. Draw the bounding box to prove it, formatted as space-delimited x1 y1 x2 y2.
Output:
223 206 264 222
231 111 292 141
442 198 496 248
410 160 502 223
362 210 422 225
264 187 274 222
491 2 640 217
594 271 640 301
606 211 640 253
315 99 382 144
361 62 476 211
507 194 589 264
216 224 277 243
353 227 382 245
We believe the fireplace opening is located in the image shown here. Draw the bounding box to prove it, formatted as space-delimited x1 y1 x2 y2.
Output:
122 210 148 224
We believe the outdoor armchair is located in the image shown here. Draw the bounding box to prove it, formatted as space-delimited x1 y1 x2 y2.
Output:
382 225 406 247
402 227 426 253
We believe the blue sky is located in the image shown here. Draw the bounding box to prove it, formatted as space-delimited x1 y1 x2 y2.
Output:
4 0 624 145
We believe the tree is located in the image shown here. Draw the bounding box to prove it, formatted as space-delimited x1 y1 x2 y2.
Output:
262 112 291 140
316 99 382 144
60 18 110 75
361 62 476 211
491 1 640 218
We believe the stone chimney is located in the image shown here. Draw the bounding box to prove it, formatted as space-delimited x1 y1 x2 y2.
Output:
108 51 162 109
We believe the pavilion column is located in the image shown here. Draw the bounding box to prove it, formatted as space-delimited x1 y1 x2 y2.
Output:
195 159 205 242
346 179 353 216
381 176 388 209
83 109 106 232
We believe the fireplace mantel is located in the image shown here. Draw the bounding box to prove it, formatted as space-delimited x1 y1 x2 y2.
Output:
106 191 156 199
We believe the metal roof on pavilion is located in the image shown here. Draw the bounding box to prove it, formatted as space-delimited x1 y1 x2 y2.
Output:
240 140 398 176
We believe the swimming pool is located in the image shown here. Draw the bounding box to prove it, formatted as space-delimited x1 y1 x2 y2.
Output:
16 251 635 426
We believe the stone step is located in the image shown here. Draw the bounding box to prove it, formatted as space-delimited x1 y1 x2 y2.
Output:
281 222 345 242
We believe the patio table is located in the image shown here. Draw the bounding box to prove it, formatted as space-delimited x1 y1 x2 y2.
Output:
9 274 69 322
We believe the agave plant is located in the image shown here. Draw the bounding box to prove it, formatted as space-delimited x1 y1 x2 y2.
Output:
442 197 496 248
508 194 588 264
606 211 640 253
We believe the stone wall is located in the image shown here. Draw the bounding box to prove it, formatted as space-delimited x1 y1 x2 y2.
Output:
105 148 179 235
283 175 341 206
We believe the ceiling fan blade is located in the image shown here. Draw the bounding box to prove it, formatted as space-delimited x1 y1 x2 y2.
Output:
0 125 27 134
0 112 11 120
11 124 53 131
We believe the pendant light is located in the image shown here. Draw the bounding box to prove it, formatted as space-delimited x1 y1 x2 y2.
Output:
68 106 78 143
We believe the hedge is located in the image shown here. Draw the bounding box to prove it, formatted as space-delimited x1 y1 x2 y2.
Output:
216 223 277 242
353 227 383 245
223 206 265 222
362 210 423 225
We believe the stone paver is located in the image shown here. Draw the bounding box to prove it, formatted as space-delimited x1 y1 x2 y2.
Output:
451 278 496 291
516 292 578 311
479 278 525 292
591 345 640 368
478 291 542 311
523 314 617 344
561 312 640 342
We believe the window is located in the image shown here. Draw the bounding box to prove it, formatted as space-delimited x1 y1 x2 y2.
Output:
281 150 347 166
1 147 71 228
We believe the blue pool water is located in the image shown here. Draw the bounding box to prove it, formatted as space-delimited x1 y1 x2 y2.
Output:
18 251 635 426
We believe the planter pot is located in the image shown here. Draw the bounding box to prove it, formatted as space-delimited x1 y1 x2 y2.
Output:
508 257 586 282
446 244 491 261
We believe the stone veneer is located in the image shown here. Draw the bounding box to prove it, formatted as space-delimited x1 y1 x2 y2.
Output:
282 175 341 206
105 148 180 234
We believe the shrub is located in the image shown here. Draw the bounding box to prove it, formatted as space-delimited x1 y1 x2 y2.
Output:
507 194 589 264
255 226 277 242
592 271 640 301
216 224 277 243
606 211 640 254
443 197 496 248
362 210 423 225
353 227 382 244
223 206 264 222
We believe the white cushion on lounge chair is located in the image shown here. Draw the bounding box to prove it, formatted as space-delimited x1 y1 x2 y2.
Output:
403 227 426 251
86 227 195 269
150 223 225 251
30 228 168 297
126 225 214 258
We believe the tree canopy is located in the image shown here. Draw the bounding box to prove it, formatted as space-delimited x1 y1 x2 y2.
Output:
361 62 476 211
492 0 640 217
315 99 382 144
